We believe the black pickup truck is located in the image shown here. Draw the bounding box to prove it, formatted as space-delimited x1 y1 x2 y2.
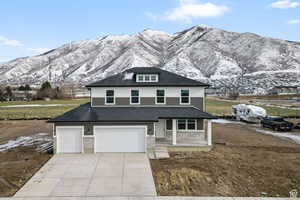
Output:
261 116 294 131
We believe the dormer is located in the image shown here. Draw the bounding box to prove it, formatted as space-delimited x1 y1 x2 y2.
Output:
136 74 159 83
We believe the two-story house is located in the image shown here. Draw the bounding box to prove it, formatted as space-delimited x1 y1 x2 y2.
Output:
48 67 216 153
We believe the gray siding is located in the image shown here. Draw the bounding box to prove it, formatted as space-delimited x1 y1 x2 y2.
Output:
141 97 155 105
197 119 204 130
91 97 204 110
191 97 203 110
92 98 105 106
116 97 130 105
166 97 180 105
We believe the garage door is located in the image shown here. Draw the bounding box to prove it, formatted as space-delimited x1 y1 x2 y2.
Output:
56 126 83 153
94 126 146 152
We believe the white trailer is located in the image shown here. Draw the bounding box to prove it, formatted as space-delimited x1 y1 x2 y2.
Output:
232 104 267 123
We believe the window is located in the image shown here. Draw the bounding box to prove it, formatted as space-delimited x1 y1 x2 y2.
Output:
177 119 196 130
131 90 139 104
187 119 196 130
136 74 158 82
151 75 157 82
156 89 165 104
177 119 186 130
105 90 114 104
180 89 190 104
137 75 144 82
166 119 173 130
144 75 150 81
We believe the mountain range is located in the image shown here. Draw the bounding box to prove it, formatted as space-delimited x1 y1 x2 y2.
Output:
0 25 299 93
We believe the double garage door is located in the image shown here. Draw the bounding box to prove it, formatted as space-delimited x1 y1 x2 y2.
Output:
56 126 146 153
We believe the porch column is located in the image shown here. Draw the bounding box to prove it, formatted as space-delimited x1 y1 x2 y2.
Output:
172 119 177 145
207 120 212 146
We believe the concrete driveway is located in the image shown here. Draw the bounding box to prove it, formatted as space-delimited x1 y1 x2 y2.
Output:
15 153 157 197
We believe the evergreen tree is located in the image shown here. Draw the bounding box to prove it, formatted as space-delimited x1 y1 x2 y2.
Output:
40 81 52 91
4 86 13 99
24 84 31 91
18 85 25 91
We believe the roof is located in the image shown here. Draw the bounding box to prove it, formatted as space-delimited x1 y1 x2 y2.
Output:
48 103 216 123
86 67 209 87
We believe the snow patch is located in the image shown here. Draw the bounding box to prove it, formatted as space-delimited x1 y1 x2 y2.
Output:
0 133 53 152
255 129 300 144
123 72 134 80
0 104 77 108
212 119 245 125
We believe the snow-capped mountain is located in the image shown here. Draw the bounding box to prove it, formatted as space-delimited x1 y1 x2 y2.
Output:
0 25 299 93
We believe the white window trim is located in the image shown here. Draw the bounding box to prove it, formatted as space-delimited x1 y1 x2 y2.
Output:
180 89 190 105
136 74 158 82
137 75 144 82
105 89 115 105
130 89 140 105
177 119 197 131
155 89 166 105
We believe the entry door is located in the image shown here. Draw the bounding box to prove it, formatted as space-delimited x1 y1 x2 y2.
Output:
57 127 83 153
94 126 146 152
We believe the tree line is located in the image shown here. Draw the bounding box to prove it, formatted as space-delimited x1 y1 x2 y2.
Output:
0 81 68 101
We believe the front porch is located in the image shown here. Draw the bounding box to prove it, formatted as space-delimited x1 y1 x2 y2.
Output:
153 119 212 147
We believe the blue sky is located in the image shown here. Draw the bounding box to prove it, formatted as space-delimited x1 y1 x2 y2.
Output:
0 0 299 62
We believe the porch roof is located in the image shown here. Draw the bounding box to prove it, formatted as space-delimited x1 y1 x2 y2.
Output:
48 103 216 123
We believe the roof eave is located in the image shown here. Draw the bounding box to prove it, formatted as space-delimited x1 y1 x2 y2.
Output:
48 120 159 123
85 84 209 88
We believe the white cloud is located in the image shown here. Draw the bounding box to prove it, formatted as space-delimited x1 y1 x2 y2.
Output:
271 0 299 8
146 0 229 23
288 19 300 24
27 47 50 54
0 35 23 47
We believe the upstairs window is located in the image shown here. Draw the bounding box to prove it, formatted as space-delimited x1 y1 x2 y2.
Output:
180 89 190 104
144 75 150 82
131 90 140 104
137 75 144 82
150 75 157 82
156 89 165 104
136 74 158 82
105 90 114 104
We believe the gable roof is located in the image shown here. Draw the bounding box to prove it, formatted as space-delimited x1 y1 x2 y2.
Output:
86 67 209 87
48 103 216 123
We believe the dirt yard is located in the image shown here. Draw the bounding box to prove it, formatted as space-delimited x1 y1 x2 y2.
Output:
0 120 52 144
0 120 52 197
150 122 300 197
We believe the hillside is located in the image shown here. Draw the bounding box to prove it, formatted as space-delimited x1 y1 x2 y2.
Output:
0 25 299 93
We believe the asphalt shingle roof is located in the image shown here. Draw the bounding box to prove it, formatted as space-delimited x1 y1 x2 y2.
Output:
48 103 216 123
86 67 209 87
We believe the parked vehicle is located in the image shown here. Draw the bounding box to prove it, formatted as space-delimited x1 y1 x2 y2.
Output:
261 116 294 131
292 97 300 102
232 104 267 123
294 123 300 129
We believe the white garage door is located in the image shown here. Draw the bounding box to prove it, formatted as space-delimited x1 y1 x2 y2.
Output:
94 126 146 152
57 126 83 153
